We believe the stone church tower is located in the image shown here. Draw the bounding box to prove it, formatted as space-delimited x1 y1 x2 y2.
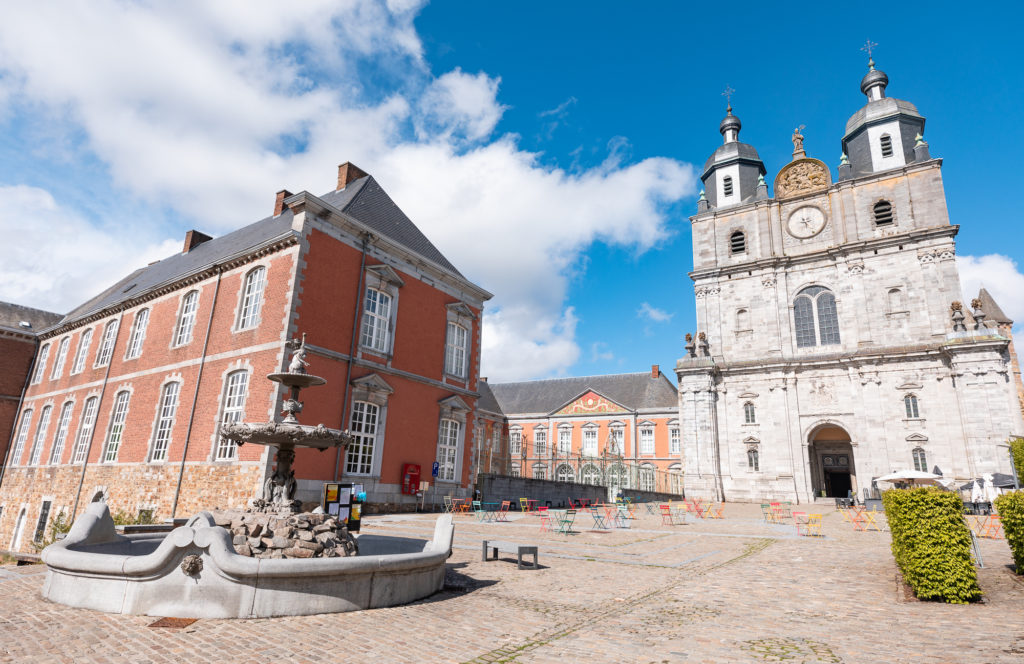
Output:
677 59 1024 502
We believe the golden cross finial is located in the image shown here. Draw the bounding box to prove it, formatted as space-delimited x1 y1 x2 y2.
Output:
721 85 735 111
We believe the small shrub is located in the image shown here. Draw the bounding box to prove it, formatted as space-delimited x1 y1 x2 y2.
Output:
1010 437 1024 488
883 488 981 604
31 510 72 552
110 508 157 526
995 491 1024 573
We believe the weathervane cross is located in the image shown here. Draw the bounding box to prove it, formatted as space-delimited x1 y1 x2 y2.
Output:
861 39 878 61
721 85 735 109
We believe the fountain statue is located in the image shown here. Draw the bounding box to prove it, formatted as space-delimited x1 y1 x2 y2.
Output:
220 333 352 515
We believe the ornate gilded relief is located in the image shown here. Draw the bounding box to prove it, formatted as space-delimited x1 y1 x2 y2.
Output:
774 158 831 199
554 390 628 415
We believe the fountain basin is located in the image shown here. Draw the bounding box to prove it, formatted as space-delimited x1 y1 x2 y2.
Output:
41 502 454 619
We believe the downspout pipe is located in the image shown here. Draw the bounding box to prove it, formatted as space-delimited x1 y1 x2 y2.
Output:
334 232 373 481
170 270 222 519
0 335 40 490
70 311 126 520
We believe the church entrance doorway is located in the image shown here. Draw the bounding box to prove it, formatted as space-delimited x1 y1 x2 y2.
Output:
809 425 856 499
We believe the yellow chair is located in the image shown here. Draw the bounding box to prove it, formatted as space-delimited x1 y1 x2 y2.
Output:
519 498 529 513
806 514 824 537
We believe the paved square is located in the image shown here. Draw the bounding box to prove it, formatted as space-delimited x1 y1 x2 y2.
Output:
2 503 1023 663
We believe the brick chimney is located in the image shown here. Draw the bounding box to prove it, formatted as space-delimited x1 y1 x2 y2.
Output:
182 230 212 254
651 364 660 378
273 189 293 217
337 162 369 190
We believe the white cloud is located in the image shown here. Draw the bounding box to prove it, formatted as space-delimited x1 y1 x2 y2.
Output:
637 302 674 323
590 341 614 363
0 185 179 313
958 254 1024 323
0 1 696 380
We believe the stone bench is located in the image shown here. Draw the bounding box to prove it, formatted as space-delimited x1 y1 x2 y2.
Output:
481 539 538 570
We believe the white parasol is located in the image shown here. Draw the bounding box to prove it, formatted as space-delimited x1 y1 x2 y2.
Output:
982 473 1001 503
875 470 943 485
971 481 984 503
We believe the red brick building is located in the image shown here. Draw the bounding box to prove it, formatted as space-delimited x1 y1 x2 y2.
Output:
483 367 683 495
0 303 62 477
0 163 491 553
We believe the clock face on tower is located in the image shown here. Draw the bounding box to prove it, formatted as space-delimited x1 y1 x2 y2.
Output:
786 205 826 239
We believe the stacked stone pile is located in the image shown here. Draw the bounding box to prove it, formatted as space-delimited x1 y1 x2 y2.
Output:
212 510 357 559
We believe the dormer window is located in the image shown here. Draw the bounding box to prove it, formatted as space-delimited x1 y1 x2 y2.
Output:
723 176 734 197
873 200 894 226
730 231 746 254
880 134 894 158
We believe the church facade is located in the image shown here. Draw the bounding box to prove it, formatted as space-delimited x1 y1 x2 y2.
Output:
677 60 1024 503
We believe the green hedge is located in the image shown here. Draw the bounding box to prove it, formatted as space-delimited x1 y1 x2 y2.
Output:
994 491 1024 574
882 488 981 603
1010 437 1024 489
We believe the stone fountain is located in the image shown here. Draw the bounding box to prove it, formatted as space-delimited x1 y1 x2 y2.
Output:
39 333 455 618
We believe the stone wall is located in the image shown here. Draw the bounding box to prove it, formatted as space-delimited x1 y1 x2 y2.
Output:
475 473 680 508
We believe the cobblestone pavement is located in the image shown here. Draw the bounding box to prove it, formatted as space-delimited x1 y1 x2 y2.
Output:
2 503 1023 663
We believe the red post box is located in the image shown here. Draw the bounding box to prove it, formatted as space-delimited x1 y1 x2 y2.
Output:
401 463 421 495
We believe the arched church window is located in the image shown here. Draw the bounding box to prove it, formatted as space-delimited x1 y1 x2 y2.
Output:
793 286 841 348
904 394 920 419
880 134 894 158
723 176 734 197
730 230 745 254
912 447 927 473
736 308 750 330
747 448 760 471
873 200 894 226
743 402 756 424
888 288 904 312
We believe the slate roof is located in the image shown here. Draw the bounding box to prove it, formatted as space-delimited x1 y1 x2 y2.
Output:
52 174 465 330
321 176 462 277
0 301 63 335
977 288 1012 325
489 371 678 416
475 379 503 415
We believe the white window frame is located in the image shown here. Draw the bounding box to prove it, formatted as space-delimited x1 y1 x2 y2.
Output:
639 427 655 455
639 464 656 491
912 446 927 473
583 427 598 456
346 401 380 476
904 394 920 419
31 344 50 384
669 427 681 454
173 290 199 347
532 463 547 480
51 337 70 380
10 409 33 466
360 287 393 354
72 397 99 464
509 462 521 478
509 430 522 456
748 447 760 471
48 401 74 465
558 427 572 455
236 267 267 330
216 371 249 460
534 428 547 457
608 426 624 455
436 418 460 482
149 382 181 462
444 321 469 378
28 405 53 465
744 402 756 424
555 463 574 482
70 328 93 375
102 391 131 463
95 319 119 368
124 309 150 360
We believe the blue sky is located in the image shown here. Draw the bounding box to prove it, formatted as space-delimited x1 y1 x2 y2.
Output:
0 1 1021 382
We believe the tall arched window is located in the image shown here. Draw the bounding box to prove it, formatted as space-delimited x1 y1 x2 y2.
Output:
736 308 750 330
743 402 756 424
70 328 93 375
95 319 119 367
747 448 760 471
31 344 50 384
793 286 841 348
150 382 181 462
71 397 99 464
237 267 267 329
48 401 75 465
904 394 920 419
581 464 602 485
912 447 927 472
346 401 379 475
730 230 746 254
28 405 53 465
102 391 131 463
873 200 894 226
10 409 33 466
880 134 894 158
124 309 149 359
723 176 734 197
555 463 574 482
217 371 249 460
174 291 199 346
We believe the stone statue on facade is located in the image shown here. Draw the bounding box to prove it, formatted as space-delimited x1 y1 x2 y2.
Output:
792 124 806 158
